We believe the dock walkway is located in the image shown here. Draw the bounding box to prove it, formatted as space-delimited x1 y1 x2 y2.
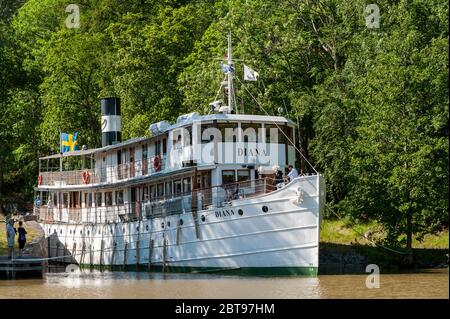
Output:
0 256 44 279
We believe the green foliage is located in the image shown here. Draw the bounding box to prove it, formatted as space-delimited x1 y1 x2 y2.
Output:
0 0 447 249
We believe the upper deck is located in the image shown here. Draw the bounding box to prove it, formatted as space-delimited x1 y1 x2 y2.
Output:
37 113 298 190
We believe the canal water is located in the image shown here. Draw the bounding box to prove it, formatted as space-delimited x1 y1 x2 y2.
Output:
0 268 448 298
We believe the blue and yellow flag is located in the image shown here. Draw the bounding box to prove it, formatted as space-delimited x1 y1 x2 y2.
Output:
61 132 79 153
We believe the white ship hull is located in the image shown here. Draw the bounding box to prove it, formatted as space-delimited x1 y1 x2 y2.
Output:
40 175 325 276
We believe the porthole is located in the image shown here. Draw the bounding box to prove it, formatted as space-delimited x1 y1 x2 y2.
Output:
161 222 165 229
201 215 206 222
238 209 244 216
179 219 183 226
136 226 140 231
146 225 149 231
114 242 117 247
262 206 269 213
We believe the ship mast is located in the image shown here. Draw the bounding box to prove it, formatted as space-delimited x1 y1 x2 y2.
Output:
227 31 235 114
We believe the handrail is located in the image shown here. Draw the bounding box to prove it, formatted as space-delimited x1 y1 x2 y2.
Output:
38 155 168 186
37 178 275 223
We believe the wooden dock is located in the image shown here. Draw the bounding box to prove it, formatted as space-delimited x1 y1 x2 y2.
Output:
0 256 44 279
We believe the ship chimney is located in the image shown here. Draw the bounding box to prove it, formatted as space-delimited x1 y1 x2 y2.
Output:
101 97 122 147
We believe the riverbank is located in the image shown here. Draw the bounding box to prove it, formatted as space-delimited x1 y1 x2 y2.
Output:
319 219 449 273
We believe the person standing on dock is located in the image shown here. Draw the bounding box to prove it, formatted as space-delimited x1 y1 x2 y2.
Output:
17 221 27 257
6 219 16 259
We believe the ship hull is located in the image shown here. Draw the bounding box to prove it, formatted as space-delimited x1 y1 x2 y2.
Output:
40 175 325 276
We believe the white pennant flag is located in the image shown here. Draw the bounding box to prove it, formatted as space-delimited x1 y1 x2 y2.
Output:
244 64 259 81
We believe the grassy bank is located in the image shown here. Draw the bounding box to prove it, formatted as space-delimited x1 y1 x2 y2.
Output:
0 219 42 255
320 218 449 271
320 218 449 249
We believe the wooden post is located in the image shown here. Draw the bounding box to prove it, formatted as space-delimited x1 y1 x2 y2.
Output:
64 241 68 263
136 221 140 271
80 241 86 269
176 219 181 245
192 211 200 239
47 236 51 259
122 242 128 271
191 168 200 239
71 242 77 264
100 239 105 272
162 237 167 273
111 241 116 271
147 239 153 271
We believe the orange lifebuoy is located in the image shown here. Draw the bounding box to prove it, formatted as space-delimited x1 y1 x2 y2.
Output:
38 175 43 186
82 170 90 184
153 155 162 172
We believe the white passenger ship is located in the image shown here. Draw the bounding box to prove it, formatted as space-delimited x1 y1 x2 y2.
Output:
34 34 325 276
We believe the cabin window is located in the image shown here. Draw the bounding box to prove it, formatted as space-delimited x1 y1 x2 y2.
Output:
184 127 192 146
155 140 161 155
162 138 167 154
165 182 172 197
157 183 164 198
142 144 148 175
237 170 250 183
221 123 238 143
69 192 78 208
95 192 102 207
150 185 156 199
173 130 183 149
62 193 68 208
115 190 124 205
142 186 149 201
265 124 279 143
241 124 261 143
174 180 182 196
222 170 236 185
183 177 191 193
201 124 219 144
85 193 93 207
105 192 113 206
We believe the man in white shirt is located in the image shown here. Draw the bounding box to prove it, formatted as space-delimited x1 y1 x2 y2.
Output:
6 219 16 259
286 165 299 182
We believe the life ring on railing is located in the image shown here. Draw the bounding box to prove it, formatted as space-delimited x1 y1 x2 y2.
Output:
38 175 43 186
153 155 162 172
82 170 90 184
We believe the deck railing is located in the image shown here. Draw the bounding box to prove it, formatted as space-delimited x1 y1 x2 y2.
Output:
38 155 167 187
37 178 277 224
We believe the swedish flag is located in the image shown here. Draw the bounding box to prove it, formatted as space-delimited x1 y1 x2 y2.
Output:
61 132 79 153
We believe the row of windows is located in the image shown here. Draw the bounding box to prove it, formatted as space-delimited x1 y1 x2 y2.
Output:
222 169 251 185
45 174 206 208
171 124 294 145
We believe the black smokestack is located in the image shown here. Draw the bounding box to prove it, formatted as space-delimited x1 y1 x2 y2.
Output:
101 97 122 147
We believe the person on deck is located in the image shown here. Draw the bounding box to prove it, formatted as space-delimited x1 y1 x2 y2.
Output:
285 164 299 182
273 165 284 189
17 221 27 257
